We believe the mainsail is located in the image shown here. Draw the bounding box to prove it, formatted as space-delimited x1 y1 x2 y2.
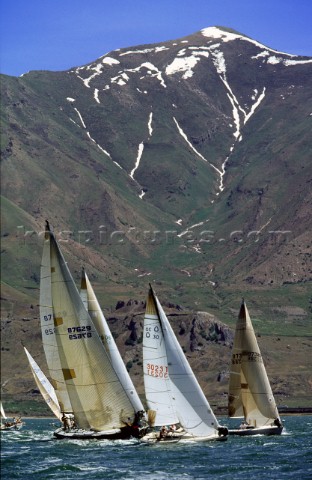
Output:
80 269 144 414
228 300 281 427
143 286 221 437
40 226 72 414
143 287 178 427
41 222 138 432
24 346 62 420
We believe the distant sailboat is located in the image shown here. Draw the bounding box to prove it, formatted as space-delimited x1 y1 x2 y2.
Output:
0 401 6 420
40 221 146 439
141 285 228 443
228 300 283 435
0 401 23 431
24 346 62 421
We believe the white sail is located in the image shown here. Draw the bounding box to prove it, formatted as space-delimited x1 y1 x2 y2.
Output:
0 401 6 419
24 346 62 421
80 269 145 413
228 301 281 427
143 288 179 426
144 286 220 437
45 224 137 431
40 226 72 414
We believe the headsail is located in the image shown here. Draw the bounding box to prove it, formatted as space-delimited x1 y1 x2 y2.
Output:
144 286 221 437
0 401 6 419
42 222 138 431
228 300 281 427
80 268 145 414
24 346 62 420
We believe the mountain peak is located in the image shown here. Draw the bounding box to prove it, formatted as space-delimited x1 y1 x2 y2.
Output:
201 25 294 57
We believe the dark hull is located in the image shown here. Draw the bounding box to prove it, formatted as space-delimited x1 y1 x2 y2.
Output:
1 423 23 431
54 426 147 440
229 426 283 436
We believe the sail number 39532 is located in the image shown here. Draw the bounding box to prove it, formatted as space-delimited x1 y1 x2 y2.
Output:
146 363 168 378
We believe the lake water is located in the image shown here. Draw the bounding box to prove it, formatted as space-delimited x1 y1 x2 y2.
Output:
1 416 311 479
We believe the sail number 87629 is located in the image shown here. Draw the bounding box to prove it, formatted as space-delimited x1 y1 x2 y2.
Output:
68 326 92 340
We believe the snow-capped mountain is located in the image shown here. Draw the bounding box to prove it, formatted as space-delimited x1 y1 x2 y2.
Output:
1 25 312 410
1 26 312 316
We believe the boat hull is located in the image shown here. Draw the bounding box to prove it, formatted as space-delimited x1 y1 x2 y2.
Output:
1 423 23 431
229 425 283 436
54 426 147 440
141 430 227 443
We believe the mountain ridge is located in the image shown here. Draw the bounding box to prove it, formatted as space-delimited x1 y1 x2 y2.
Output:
1 25 311 407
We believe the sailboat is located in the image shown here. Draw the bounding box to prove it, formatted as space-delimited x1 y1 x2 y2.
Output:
228 300 283 435
40 221 146 439
141 285 228 443
0 401 23 431
24 346 62 421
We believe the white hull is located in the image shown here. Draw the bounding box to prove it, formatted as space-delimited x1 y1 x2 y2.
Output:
229 425 283 436
141 429 227 444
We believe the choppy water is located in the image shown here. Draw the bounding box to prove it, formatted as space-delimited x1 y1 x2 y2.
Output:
1 416 311 479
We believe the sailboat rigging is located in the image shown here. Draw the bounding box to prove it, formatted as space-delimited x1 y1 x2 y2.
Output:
141 285 228 443
228 300 283 435
40 221 146 439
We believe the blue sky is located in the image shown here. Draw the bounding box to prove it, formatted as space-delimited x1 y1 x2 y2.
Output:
1 0 311 77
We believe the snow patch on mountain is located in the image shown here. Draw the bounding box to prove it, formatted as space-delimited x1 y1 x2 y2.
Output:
119 45 169 56
70 106 124 167
109 62 166 88
166 56 201 79
148 112 153 136
94 89 100 104
173 117 225 193
166 47 209 78
252 50 312 65
130 142 144 179
202 26 296 57
102 57 120 65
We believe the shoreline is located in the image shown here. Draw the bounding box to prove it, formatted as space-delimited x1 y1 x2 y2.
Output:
5 408 312 419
